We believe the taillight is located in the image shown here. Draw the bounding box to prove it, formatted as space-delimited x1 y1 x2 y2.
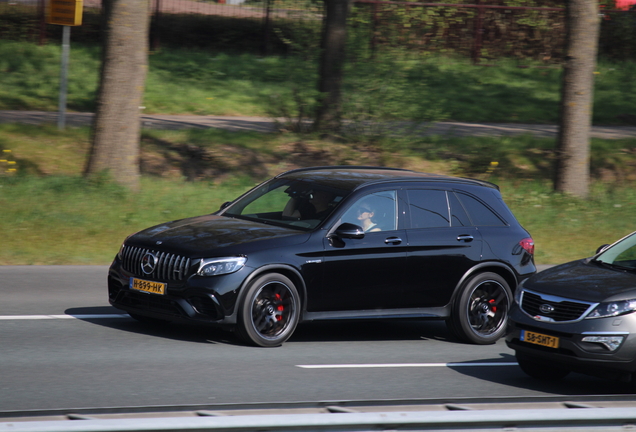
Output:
519 238 534 256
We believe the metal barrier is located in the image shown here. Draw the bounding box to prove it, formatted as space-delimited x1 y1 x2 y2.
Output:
3 407 636 432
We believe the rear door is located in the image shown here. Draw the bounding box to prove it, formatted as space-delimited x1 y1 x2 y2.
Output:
402 188 483 308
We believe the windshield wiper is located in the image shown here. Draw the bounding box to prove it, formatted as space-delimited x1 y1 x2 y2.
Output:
591 259 635 272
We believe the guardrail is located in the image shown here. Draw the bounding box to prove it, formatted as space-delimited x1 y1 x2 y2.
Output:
3 407 636 432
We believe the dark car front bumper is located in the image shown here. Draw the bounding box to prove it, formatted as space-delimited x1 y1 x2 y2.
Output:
506 306 636 380
108 258 244 326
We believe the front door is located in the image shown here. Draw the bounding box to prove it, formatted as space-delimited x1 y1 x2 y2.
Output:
317 190 409 311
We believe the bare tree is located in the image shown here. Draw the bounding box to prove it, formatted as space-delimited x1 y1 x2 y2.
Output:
84 0 150 191
554 0 600 198
313 0 352 132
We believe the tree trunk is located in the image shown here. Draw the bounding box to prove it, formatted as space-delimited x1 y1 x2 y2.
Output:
313 0 351 132
84 0 150 191
554 0 600 198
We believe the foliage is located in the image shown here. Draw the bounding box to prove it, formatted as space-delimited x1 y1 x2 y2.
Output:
600 10 636 61
2 0 635 61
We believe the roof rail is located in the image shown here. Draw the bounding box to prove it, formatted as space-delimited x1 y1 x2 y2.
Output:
275 166 412 178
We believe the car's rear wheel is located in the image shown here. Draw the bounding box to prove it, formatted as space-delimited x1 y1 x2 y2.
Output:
516 352 570 380
448 272 511 344
237 273 300 347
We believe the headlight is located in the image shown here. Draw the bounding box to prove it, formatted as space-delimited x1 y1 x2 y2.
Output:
197 257 246 277
586 299 636 319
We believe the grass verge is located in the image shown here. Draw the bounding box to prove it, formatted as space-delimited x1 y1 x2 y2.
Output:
1 40 635 125
1 123 635 265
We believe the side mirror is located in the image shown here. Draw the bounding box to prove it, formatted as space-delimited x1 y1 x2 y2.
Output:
220 201 232 211
331 223 365 240
596 244 610 255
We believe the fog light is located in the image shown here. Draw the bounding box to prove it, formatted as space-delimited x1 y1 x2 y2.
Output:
581 335 624 351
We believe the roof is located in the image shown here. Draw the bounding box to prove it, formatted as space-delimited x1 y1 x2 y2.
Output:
277 166 498 191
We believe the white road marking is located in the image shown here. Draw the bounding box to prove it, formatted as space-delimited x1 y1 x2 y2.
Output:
297 362 518 369
0 314 130 320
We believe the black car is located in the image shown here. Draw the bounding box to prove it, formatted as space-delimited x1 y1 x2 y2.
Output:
506 231 636 384
108 166 535 347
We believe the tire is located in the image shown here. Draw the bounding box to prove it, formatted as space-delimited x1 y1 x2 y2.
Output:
516 352 570 380
448 272 512 345
237 273 300 347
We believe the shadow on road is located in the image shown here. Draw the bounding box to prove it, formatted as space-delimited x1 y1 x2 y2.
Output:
65 306 460 346
290 319 455 344
449 353 633 396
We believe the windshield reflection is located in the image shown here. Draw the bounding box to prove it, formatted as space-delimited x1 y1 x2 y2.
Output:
596 232 636 271
222 178 349 230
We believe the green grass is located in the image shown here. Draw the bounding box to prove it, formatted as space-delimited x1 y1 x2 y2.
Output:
1 40 635 125
1 123 636 266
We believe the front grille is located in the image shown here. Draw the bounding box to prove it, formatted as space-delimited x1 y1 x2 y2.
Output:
121 245 191 281
521 290 594 322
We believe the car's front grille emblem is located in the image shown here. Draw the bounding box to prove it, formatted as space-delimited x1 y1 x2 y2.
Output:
539 303 554 314
141 252 157 274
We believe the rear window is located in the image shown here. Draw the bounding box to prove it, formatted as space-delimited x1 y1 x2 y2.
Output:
456 192 506 226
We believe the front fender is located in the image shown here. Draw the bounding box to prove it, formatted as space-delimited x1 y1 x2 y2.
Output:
223 264 307 324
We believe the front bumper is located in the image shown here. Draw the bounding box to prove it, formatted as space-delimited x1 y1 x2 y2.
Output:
107 258 244 325
506 305 636 379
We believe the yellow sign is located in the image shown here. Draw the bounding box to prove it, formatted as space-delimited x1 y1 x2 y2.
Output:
47 0 83 26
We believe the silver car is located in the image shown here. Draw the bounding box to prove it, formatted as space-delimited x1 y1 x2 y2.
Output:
506 231 636 384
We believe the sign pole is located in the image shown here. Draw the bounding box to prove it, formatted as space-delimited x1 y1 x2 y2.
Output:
58 25 70 130
46 0 83 130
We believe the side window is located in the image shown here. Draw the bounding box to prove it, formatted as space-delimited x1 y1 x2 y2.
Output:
448 192 472 227
341 191 397 232
457 193 506 226
406 189 450 229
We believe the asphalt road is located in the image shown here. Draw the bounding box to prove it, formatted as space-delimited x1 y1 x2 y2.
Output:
0 266 631 415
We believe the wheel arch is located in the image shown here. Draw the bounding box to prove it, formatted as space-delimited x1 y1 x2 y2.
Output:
232 264 308 321
450 262 518 306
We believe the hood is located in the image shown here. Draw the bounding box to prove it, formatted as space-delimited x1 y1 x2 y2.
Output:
525 259 636 303
128 215 308 256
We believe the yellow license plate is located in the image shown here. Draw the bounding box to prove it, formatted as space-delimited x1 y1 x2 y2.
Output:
521 330 559 349
130 278 166 295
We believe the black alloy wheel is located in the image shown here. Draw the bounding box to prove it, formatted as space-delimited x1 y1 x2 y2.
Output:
449 272 512 344
237 273 300 347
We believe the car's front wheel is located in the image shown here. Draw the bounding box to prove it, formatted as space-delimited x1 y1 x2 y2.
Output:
237 273 300 347
448 272 511 344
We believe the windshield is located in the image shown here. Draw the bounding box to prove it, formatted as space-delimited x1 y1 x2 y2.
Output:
595 232 636 271
222 178 349 230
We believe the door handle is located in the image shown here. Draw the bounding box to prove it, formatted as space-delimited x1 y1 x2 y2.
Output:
384 237 402 245
457 235 474 243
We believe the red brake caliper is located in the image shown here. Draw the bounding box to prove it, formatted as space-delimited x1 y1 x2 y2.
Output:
275 294 284 321
489 298 497 313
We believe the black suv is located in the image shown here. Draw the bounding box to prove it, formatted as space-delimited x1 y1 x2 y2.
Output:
108 166 535 346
